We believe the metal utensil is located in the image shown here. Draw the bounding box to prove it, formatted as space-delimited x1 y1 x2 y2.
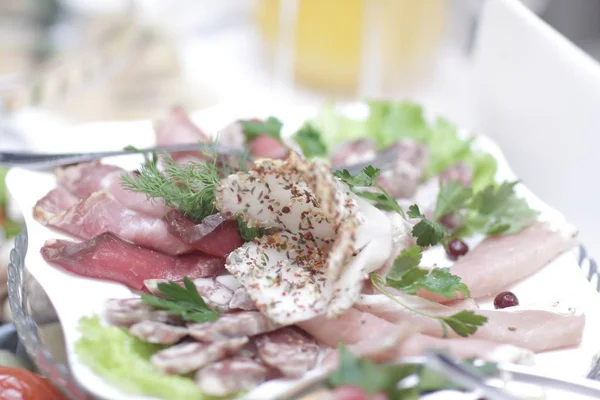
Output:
0 141 400 175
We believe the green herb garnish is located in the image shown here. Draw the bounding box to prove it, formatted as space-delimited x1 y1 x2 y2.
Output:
140 277 218 324
238 117 283 142
327 344 497 399
291 123 328 159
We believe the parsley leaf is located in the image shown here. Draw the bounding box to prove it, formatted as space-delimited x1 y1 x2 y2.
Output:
238 117 283 142
292 123 328 159
327 344 497 398
140 277 218 324
441 310 488 338
385 247 470 299
407 205 446 247
327 344 417 395
433 181 472 221
467 181 538 235
334 166 405 218
386 246 422 281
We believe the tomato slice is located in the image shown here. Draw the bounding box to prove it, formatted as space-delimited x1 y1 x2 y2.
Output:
0 367 67 400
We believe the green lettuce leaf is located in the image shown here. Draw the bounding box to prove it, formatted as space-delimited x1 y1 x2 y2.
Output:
76 316 204 400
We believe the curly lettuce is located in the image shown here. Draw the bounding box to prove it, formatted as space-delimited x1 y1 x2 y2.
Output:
76 316 204 400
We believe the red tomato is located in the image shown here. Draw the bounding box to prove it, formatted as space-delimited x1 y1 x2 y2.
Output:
0 367 67 400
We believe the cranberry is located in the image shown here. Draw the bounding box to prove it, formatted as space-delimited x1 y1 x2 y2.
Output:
494 291 519 309
446 239 469 260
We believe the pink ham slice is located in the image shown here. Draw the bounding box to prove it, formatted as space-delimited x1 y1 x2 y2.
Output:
195 357 269 396
101 171 165 218
151 337 248 374
56 161 123 198
356 294 585 352
164 210 243 257
41 232 224 291
188 311 281 342
229 288 256 311
45 191 191 256
419 222 578 302
129 321 189 345
33 187 79 224
255 327 319 378
249 135 288 160
154 107 211 162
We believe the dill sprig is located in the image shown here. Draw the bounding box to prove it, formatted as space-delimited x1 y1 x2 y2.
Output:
122 155 220 222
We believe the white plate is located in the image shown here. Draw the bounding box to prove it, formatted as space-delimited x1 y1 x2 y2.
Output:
7 104 600 400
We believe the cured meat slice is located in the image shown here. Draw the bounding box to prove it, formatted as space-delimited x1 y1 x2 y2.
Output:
330 139 377 167
101 171 166 218
151 337 248 374
145 276 238 313
104 298 181 327
188 311 281 342
41 232 224 291
154 107 211 162
376 139 429 199
56 161 123 198
195 357 268 396
248 135 288 160
419 222 578 302
33 187 79 224
129 321 188 344
356 294 585 352
45 191 192 255
229 287 256 311
164 210 243 257
255 327 319 378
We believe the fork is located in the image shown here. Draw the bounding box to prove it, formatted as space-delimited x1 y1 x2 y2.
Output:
0 142 400 175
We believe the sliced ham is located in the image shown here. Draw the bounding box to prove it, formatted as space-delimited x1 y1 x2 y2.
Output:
56 161 123 198
356 294 585 352
33 187 79 224
154 107 211 161
164 210 243 257
188 311 281 342
129 321 188 344
297 308 414 350
255 327 319 378
396 334 534 364
151 337 248 374
330 139 377 167
41 232 224 291
45 191 192 255
376 139 429 199
104 298 181 327
249 135 288 160
195 357 268 396
101 171 166 218
419 222 578 302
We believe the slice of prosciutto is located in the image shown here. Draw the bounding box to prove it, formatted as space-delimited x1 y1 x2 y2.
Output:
129 321 189 345
356 293 585 352
104 298 181 327
101 171 166 218
195 357 268 396
44 191 192 255
255 327 319 378
375 139 429 199
56 161 122 198
419 222 578 302
41 232 224 291
164 210 243 257
33 187 79 224
229 287 256 311
154 107 212 161
188 311 280 342
151 337 248 374
216 153 392 324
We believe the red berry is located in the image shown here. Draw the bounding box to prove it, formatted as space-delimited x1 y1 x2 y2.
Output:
446 239 469 260
332 386 369 400
494 291 519 309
